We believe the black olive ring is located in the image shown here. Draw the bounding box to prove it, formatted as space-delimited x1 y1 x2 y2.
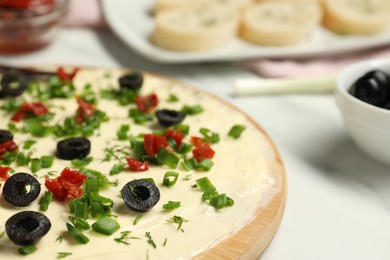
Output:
155 109 186 127
6 211 51 246
0 129 13 144
118 71 144 91
121 179 160 212
56 137 91 160
2 172 41 207
0 70 28 97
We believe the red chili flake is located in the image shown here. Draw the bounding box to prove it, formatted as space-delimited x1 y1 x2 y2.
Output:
191 136 215 163
136 94 158 113
0 165 12 181
163 129 184 148
75 97 95 123
0 140 18 159
57 67 79 82
126 158 149 172
45 167 88 201
144 133 169 158
11 102 49 122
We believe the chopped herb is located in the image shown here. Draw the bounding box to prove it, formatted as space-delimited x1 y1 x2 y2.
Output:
228 124 246 139
128 108 154 124
166 215 188 231
39 191 53 212
0 230 5 238
163 171 179 187
146 232 156 249
41 155 54 168
18 245 37 255
163 238 168 246
181 105 203 115
16 152 30 166
162 201 181 210
183 174 192 181
56 235 63 243
30 158 42 173
71 156 93 168
57 252 72 259
133 214 143 225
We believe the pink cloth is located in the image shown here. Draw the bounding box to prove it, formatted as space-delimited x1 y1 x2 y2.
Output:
63 0 106 29
237 46 390 78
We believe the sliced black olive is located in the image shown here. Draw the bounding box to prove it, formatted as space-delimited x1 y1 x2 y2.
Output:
121 179 160 212
6 211 51 246
56 137 91 160
0 70 28 97
0 129 13 144
155 109 186 127
119 71 143 91
2 172 41 207
349 69 390 107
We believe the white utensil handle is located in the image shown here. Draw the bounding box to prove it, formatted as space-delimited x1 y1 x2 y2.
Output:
234 76 337 96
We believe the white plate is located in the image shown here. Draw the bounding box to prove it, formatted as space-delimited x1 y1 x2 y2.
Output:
101 0 390 64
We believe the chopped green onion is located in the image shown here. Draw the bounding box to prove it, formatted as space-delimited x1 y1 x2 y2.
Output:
228 125 246 139
181 157 198 171
16 152 30 166
167 94 179 102
57 252 72 259
66 223 89 244
163 171 179 187
158 148 179 169
117 124 130 140
209 193 235 209
162 201 181 210
133 214 143 225
18 245 37 255
92 216 120 236
181 105 204 115
39 191 53 212
174 142 193 154
79 168 111 188
71 156 93 168
30 158 42 173
69 216 90 231
200 128 220 144
196 177 216 193
170 124 189 135
41 155 54 168
128 109 154 124
198 159 214 171
22 140 37 149
109 162 125 175
74 198 88 219
141 178 155 184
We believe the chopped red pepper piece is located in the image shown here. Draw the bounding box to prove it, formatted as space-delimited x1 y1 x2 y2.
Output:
57 67 79 82
191 136 215 163
164 129 184 147
45 167 88 201
75 97 95 123
11 102 49 122
144 134 169 158
126 158 149 172
0 165 12 181
0 140 18 159
136 93 158 113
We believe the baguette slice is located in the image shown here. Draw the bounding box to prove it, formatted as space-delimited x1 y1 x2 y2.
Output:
322 0 390 35
239 1 322 46
151 7 239 52
154 0 252 13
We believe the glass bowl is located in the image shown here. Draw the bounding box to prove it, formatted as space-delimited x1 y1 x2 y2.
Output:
0 0 69 54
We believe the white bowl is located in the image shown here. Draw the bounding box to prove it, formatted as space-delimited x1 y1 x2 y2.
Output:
335 59 390 165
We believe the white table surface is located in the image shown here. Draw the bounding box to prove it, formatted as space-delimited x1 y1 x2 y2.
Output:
1 28 390 260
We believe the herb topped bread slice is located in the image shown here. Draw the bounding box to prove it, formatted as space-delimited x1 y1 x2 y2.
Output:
322 0 390 35
239 1 323 46
151 6 239 51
